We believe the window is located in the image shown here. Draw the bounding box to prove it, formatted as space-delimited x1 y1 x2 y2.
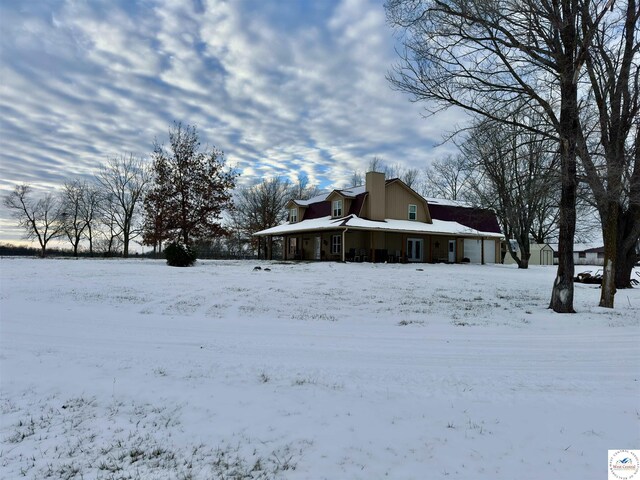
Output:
289 208 297 223
578 252 586 259
288 237 297 256
332 199 343 217
331 234 342 255
408 204 417 220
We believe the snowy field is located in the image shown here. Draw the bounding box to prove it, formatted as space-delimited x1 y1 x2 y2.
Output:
1 258 638 479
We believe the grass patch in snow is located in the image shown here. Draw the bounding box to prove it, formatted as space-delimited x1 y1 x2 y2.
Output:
1 393 302 480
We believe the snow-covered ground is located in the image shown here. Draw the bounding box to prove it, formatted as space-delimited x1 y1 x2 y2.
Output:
1 258 638 479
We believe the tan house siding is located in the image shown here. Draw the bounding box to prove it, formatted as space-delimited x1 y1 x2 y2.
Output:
431 236 451 262
345 230 366 254
385 233 403 256
384 182 429 222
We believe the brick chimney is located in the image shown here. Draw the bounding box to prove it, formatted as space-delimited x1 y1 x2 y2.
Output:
365 171 385 221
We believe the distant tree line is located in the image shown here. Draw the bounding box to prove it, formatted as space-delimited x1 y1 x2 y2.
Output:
3 123 238 259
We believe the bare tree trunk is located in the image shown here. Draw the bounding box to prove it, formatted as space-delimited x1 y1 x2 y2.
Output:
550 79 578 313
616 249 636 289
599 203 618 306
615 206 640 288
87 225 93 256
123 227 129 258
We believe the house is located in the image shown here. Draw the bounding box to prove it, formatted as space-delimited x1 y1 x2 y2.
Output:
503 241 555 266
254 171 503 263
548 243 605 266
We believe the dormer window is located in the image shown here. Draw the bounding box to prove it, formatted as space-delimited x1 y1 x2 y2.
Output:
332 199 343 217
289 208 298 223
408 204 417 220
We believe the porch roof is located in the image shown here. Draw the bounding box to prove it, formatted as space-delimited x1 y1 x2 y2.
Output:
254 215 503 239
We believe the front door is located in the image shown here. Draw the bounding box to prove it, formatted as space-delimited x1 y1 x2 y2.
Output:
407 238 423 262
448 239 456 263
314 236 321 260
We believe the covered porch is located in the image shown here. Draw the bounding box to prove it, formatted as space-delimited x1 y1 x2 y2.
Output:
280 229 500 264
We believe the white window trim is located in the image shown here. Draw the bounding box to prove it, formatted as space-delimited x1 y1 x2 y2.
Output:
289 208 297 223
332 199 343 217
408 204 417 220
331 234 342 254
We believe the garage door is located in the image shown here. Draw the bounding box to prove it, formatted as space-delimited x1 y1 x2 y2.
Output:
483 240 496 263
463 239 482 263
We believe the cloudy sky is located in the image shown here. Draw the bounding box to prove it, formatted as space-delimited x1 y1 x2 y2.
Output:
0 0 463 244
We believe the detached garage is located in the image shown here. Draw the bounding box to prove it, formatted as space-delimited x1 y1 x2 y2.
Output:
463 238 496 264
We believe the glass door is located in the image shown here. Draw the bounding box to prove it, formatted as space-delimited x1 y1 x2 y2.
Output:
407 238 423 262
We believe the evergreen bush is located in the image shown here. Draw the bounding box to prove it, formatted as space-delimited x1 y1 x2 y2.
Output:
165 241 197 267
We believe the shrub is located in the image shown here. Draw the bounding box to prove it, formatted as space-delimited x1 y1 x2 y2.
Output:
165 242 197 267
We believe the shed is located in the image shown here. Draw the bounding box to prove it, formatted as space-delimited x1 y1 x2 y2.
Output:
503 242 554 266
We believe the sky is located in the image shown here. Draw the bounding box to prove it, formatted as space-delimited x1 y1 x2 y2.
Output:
0 0 464 245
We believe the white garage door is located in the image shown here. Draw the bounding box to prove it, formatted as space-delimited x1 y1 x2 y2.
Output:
463 239 482 263
483 240 496 263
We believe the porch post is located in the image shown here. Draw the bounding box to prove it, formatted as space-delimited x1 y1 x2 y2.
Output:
481 237 485 265
342 229 346 262
429 236 433 262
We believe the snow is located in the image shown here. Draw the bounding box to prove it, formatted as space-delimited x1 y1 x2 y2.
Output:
425 197 475 208
292 193 330 206
256 214 503 238
1 258 638 479
337 185 366 197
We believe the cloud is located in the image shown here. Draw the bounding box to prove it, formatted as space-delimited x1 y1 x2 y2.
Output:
0 0 464 244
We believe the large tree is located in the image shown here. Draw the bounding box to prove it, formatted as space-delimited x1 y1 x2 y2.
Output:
3 184 64 258
148 123 237 246
60 180 88 257
233 177 294 259
80 182 100 256
576 0 640 305
142 154 172 255
96 154 150 258
386 0 614 312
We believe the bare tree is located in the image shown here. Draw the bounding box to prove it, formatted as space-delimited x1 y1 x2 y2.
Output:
368 156 385 173
357 158 421 188
289 174 322 200
462 117 560 268
400 167 420 188
386 0 614 313
425 154 471 200
3 184 64 257
233 177 292 259
60 180 88 257
80 183 100 256
96 154 150 257
350 170 364 187
576 0 640 304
